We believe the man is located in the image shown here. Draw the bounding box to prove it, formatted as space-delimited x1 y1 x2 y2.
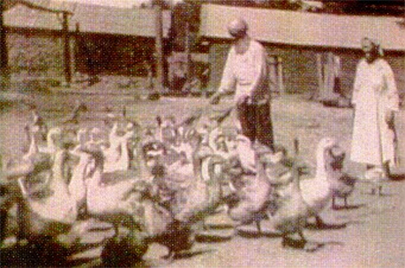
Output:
210 18 274 152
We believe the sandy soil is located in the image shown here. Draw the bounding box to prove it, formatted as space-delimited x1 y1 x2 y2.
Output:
1 90 404 267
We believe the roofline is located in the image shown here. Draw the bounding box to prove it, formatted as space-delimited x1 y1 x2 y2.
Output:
201 36 405 53
14 0 73 14
5 26 171 39
199 4 405 52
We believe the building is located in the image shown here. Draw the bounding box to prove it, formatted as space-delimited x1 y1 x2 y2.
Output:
4 0 171 79
199 4 405 98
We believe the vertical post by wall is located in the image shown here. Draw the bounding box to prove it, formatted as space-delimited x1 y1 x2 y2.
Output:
0 0 9 90
73 22 80 78
267 56 278 94
185 20 191 82
316 53 323 99
277 57 284 95
154 4 164 93
62 12 71 87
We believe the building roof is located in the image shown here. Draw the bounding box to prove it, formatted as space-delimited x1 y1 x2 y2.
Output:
199 4 405 51
4 1 171 38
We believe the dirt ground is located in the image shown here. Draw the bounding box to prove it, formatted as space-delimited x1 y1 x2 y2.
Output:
1 88 405 267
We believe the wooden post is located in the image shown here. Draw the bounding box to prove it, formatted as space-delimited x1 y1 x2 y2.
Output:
73 22 80 77
316 53 323 99
154 4 164 93
267 56 278 94
0 0 9 89
185 20 191 82
325 52 335 98
62 12 71 87
277 57 284 95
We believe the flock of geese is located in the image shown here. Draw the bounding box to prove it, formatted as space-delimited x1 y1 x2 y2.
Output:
0 102 367 265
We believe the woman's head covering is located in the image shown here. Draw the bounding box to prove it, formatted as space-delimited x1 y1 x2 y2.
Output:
227 18 248 39
361 37 384 57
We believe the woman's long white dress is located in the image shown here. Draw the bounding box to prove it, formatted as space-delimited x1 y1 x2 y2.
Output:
351 58 399 166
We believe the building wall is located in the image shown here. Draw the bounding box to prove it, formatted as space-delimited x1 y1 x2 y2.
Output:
75 35 156 76
7 31 64 78
6 30 159 79
208 42 405 97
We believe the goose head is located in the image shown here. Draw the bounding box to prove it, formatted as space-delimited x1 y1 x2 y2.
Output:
142 140 166 170
316 137 344 178
261 149 293 185
30 110 47 142
208 128 228 153
160 116 177 144
46 127 63 152
76 128 89 148
89 127 107 146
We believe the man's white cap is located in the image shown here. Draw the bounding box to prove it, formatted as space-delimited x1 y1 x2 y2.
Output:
227 18 248 38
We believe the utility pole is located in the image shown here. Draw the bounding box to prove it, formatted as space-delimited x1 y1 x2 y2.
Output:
0 0 9 90
62 11 71 87
154 1 165 94
185 20 191 81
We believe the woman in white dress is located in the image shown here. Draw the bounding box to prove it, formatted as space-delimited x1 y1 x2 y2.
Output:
351 37 399 192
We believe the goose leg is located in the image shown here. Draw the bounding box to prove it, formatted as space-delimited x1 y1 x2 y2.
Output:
332 196 337 210
163 248 175 261
17 199 25 246
298 229 307 244
202 219 208 231
255 220 262 234
315 214 346 229
281 231 307 250
113 223 120 238
315 215 328 229
281 234 287 248
0 209 6 245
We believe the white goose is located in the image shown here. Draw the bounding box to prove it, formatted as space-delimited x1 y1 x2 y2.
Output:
17 148 78 238
150 135 224 259
102 122 134 173
299 137 344 227
38 127 63 155
68 128 92 209
235 134 256 174
228 147 272 232
11 123 82 240
83 142 147 236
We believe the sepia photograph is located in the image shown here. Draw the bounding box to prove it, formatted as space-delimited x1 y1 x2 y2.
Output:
0 0 404 267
